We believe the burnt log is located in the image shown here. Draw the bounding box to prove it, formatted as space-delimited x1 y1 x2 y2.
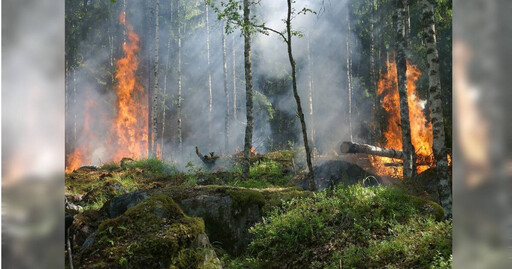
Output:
340 141 403 159
195 146 219 167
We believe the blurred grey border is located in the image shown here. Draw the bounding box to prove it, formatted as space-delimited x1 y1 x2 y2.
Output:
1 0 511 268
453 0 512 268
2 0 64 268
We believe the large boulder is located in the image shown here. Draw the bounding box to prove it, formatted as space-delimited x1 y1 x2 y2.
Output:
294 160 381 190
156 186 306 256
108 190 148 218
80 194 221 269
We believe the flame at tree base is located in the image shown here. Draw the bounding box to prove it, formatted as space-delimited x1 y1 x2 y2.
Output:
370 60 434 177
65 12 148 173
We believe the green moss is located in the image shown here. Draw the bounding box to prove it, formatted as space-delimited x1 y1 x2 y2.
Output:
409 195 445 221
82 194 216 269
226 189 265 212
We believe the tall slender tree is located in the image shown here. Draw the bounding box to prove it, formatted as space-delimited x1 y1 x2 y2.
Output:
205 1 213 144
421 0 452 218
232 34 237 121
161 0 174 158
177 0 183 153
285 0 315 188
346 8 354 142
241 0 254 181
306 33 316 154
395 0 416 178
151 0 160 157
222 21 230 153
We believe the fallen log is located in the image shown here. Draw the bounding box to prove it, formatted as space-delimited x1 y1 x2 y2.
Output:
340 141 403 159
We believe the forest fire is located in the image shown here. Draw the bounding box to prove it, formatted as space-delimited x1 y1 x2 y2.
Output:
109 12 148 162
370 60 434 177
65 12 147 173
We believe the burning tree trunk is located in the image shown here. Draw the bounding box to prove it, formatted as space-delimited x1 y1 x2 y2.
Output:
205 1 213 145
340 141 404 159
177 0 183 153
421 0 452 218
395 0 416 178
346 8 354 142
151 0 160 157
222 21 230 153
242 0 254 181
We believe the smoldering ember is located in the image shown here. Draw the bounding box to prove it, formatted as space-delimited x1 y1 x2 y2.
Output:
65 0 453 268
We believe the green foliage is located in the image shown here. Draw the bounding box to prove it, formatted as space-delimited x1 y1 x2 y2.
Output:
228 159 292 188
244 185 451 268
124 158 177 178
101 161 121 172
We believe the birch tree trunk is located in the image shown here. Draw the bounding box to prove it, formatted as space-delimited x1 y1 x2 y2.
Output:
421 0 452 218
205 1 213 145
286 0 315 189
395 0 416 178
346 9 353 142
222 22 230 153
151 0 160 157
242 0 254 181
177 0 183 153
306 33 316 154
232 34 237 121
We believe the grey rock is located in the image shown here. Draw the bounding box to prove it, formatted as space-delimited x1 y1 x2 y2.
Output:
109 190 148 218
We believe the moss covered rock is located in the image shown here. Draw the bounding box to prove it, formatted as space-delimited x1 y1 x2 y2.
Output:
79 194 221 269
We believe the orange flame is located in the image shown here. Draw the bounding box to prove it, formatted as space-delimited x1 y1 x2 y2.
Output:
371 60 434 177
109 12 148 162
65 12 148 173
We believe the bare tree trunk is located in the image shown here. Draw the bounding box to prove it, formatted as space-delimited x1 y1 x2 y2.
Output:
306 33 316 154
205 1 213 145
286 0 315 189
370 0 377 144
242 0 254 181
122 0 127 44
346 9 353 142
151 0 160 157
145 0 153 157
395 0 416 178
421 0 452 218
73 68 77 144
177 0 183 153
405 1 412 48
222 21 230 153
161 0 174 158
232 34 237 121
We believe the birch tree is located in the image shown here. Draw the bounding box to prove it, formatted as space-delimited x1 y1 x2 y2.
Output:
222 21 230 152
421 0 452 218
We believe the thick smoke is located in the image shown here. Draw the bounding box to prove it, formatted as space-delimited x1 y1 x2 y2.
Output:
67 0 362 169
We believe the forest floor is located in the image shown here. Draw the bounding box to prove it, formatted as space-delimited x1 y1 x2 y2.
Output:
65 151 452 268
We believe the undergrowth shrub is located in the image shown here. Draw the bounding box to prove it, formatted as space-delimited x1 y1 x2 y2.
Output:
237 185 451 268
